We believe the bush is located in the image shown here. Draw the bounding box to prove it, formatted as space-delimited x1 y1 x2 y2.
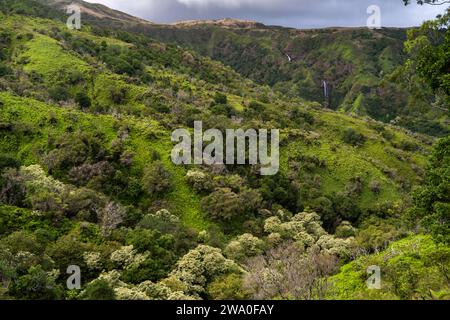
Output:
410 136 450 244
142 162 173 196
186 171 212 193
224 234 265 262
81 279 116 300
110 87 128 104
97 202 125 236
243 243 338 300
75 92 91 109
207 273 249 300
0 63 12 77
214 92 228 105
9 265 63 300
169 245 240 296
48 85 70 103
201 188 243 222
0 155 19 171
342 128 367 146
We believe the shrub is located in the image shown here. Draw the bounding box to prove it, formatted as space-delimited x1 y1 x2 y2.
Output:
213 92 228 105
207 273 249 300
169 245 240 296
142 162 173 196
110 87 128 104
81 279 116 300
342 128 367 146
243 243 338 300
75 92 91 109
186 170 212 193
201 188 242 222
410 136 450 244
96 202 125 236
9 265 63 300
335 221 357 238
48 85 70 103
224 234 265 262
0 168 26 206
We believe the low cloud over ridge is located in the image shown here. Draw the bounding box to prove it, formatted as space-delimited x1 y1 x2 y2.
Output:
84 0 448 28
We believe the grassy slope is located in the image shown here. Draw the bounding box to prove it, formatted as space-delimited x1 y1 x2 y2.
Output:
0 92 207 229
0 15 433 231
144 24 449 136
328 235 450 300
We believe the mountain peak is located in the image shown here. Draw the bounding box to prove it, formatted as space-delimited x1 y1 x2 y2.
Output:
38 0 154 25
172 18 263 29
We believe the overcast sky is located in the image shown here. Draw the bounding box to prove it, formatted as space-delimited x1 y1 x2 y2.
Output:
83 0 448 28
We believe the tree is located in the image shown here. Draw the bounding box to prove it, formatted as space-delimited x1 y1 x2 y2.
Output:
122 229 177 283
96 201 125 236
243 243 338 300
48 85 70 103
410 136 450 244
405 8 450 101
200 187 262 222
169 245 240 297
9 265 63 300
224 234 265 262
201 188 242 221
142 162 173 196
46 234 92 275
0 168 26 206
207 273 249 300
75 92 91 109
80 279 116 300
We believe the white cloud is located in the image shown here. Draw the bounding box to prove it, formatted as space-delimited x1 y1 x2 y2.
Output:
175 0 280 10
84 0 448 27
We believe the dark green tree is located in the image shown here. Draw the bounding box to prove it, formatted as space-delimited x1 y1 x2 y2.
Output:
75 92 91 109
141 162 173 196
405 8 450 101
81 279 116 300
410 136 450 244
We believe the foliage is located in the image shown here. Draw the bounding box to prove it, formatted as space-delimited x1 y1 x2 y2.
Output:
405 8 450 100
80 279 116 300
9 265 63 300
142 162 173 196
207 273 249 300
0 0 447 301
224 233 266 262
244 243 339 300
342 128 367 147
410 136 450 244
328 235 450 300
169 245 241 297
201 188 261 222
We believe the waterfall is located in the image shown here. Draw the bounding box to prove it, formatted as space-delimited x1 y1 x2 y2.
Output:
322 80 328 99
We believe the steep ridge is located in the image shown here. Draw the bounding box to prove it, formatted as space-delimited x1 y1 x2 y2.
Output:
37 0 449 136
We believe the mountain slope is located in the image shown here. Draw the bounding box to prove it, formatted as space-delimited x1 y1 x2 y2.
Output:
37 0 448 136
0 1 448 301
0 12 432 228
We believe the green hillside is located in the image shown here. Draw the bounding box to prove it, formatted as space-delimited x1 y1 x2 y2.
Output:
0 0 448 301
146 23 448 136
27 0 450 136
